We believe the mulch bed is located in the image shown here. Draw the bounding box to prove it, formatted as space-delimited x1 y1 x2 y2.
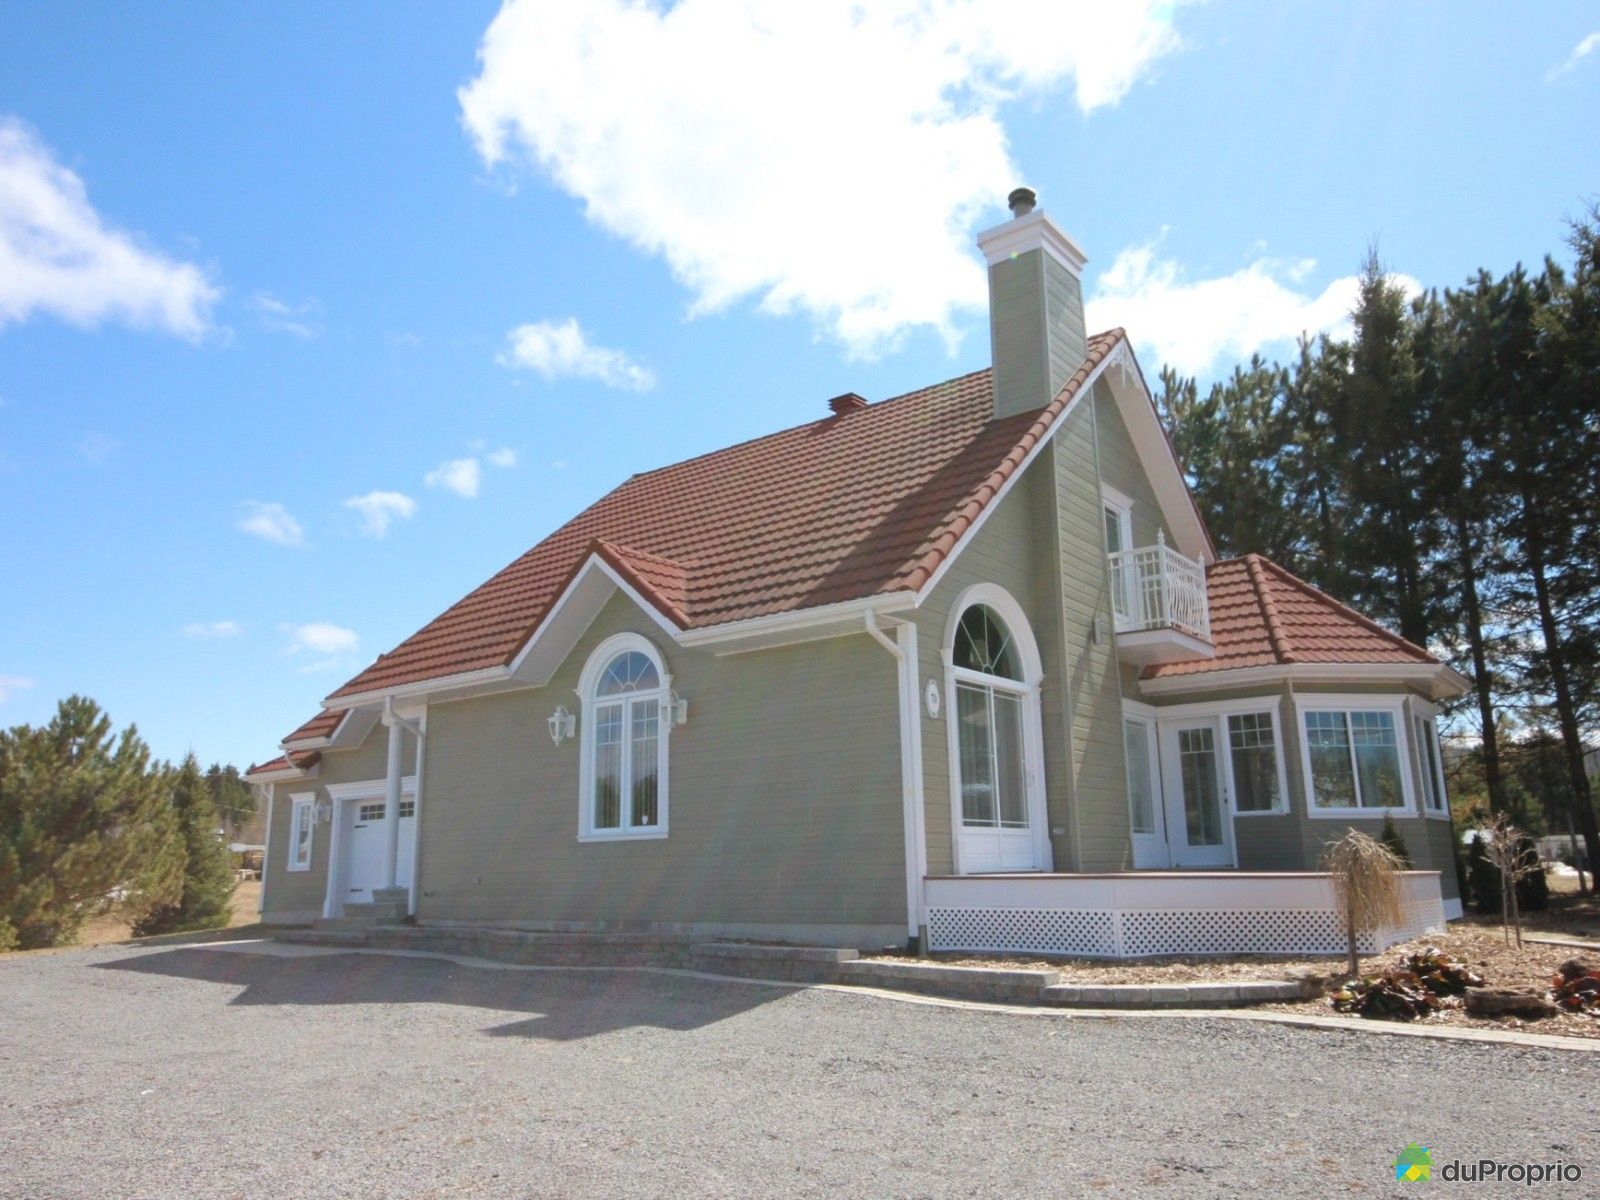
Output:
872 889 1600 1039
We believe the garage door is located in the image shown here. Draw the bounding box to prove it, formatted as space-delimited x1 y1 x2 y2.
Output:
343 797 416 905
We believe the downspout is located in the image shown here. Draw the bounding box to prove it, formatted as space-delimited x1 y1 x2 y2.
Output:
865 611 929 951
258 781 275 916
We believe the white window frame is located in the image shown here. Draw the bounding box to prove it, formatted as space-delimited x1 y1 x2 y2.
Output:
576 632 672 842
287 792 315 872
1223 707 1291 817
1127 695 1291 819
1294 694 1417 818
1121 712 1162 835
1100 484 1135 554
1409 698 1452 820
942 582 1052 875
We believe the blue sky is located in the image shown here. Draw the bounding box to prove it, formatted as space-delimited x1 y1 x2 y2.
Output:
0 2 1595 768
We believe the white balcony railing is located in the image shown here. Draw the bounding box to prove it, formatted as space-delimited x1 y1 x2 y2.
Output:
1107 534 1211 641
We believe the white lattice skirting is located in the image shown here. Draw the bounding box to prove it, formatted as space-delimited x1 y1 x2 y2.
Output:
925 873 1447 959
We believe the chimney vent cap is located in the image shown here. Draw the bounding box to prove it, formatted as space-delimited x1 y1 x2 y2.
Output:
827 392 869 416
1007 187 1037 217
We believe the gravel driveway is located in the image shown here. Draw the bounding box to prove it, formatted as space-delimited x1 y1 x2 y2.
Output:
2 938 1596 1199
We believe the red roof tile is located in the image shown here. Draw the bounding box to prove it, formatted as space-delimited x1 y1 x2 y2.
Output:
283 708 346 744
247 750 320 776
1144 554 1438 679
327 330 1128 701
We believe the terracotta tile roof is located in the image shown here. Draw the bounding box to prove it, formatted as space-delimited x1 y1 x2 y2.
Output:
246 750 320 777
283 708 346 744
326 329 1129 702
1144 554 1438 679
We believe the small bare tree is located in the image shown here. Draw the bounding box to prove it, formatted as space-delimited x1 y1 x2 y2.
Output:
1483 813 1541 948
1322 831 1406 978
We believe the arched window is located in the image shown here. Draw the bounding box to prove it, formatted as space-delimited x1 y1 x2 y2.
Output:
577 634 670 840
944 585 1048 873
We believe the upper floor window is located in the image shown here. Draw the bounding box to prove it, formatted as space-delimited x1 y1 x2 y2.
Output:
1101 486 1134 555
577 634 671 840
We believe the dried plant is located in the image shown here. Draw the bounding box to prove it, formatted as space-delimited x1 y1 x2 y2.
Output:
1322 830 1407 977
1482 813 1542 948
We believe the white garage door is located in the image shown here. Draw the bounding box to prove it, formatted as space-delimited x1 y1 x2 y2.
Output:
342 797 415 905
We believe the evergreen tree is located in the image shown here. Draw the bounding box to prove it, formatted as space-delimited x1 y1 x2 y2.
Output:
0 697 183 950
1378 814 1412 868
133 755 236 936
205 763 257 841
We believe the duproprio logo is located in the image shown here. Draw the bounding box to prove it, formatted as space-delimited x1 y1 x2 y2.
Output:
1393 1144 1433 1182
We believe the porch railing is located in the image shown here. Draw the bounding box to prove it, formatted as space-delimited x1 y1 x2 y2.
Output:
1107 533 1211 641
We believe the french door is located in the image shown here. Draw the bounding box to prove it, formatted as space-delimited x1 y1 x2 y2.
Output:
1158 718 1235 868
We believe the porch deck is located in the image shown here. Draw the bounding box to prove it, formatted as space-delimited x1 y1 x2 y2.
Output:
924 870 1447 959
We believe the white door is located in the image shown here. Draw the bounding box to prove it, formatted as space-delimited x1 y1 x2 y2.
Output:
954 681 1042 872
341 796 415 905
1159 719 1234 868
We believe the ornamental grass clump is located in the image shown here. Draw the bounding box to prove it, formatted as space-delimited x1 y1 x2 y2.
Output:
1321 830 1406 978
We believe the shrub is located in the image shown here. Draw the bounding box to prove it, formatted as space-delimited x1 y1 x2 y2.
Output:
1379 814 1412 867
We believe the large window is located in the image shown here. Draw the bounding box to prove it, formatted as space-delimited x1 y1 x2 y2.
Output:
287 793 315 871
1227 711 1283 814
1122 718 1157 834
1299 701 1412 815
953 605 1028 830
578 635 670 840
944 585 1048 874
1413 712 1449 816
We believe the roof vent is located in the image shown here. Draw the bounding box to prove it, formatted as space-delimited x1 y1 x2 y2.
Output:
828 392 869 416
1007 186 1037 217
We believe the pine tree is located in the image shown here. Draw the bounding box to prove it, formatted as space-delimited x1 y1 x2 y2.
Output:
1378 814 1412 868
0 696 183 950
134 755 236 936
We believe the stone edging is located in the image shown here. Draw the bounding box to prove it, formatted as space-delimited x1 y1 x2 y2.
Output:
275 927 1316 1008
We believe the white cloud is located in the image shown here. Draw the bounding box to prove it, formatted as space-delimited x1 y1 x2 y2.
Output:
460 1 1186 358
0 116 218 339
251 292 323 338
1085 236 1420 378
499 318 656 391
486 446 518 469
425 456 482 498
345 490 417 538
0 674 36 703
74 431 117 465
237 500 305 548
1547 32 1599 82
180 620 242 639
283 622 359 657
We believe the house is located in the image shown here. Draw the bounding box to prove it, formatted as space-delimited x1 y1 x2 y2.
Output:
247 189 1469 957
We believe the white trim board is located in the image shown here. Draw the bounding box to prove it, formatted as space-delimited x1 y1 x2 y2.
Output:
1138 661 1471 700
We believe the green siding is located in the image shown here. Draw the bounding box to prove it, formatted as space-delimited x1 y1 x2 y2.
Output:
917 450 1067 872
261 721 416 922
988 250 1049 419
1055 399 1131 870
417 591 906 945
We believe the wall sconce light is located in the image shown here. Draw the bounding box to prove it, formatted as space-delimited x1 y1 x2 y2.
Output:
548 704 576 745
313 798 333 825
662 690 688 727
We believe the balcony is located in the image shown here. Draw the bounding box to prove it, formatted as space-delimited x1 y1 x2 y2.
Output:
1107 535 1215 666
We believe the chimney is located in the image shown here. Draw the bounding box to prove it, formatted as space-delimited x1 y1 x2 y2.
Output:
976 187 1088 420
827 391 869 416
